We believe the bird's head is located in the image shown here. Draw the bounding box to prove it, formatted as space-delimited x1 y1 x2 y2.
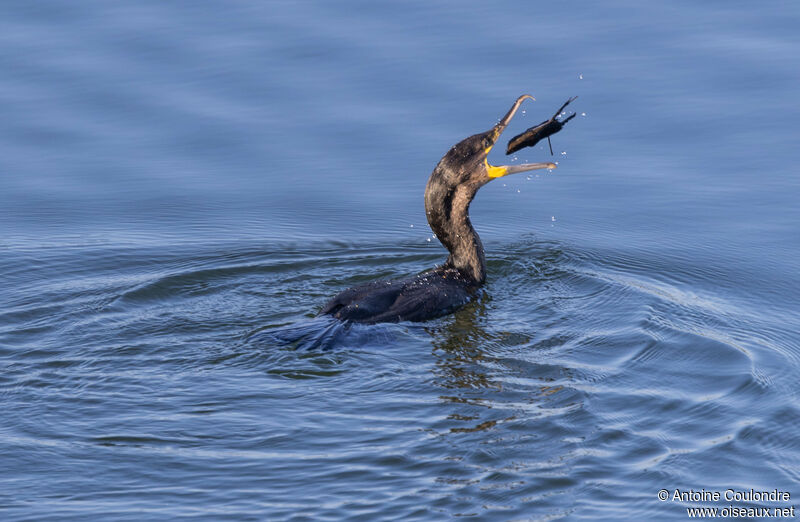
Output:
424 94 559 283
431 94 556 190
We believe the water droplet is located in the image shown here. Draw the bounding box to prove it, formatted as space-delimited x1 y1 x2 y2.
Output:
551 216 556 221
516 189 521 193
560 151 567 156
502 183 506 187
409 224 414 228
426 237 431 242
581 112 586 117
579 73 583 80
522 110 526 115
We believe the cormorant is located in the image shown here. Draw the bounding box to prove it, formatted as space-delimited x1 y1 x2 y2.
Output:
319 94 574 324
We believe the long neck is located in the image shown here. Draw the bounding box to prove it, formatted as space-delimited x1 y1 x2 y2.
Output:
425 178 486 283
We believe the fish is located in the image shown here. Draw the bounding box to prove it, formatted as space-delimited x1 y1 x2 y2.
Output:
506 96 578 155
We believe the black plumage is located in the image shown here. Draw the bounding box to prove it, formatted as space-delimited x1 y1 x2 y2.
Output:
319 94 574 324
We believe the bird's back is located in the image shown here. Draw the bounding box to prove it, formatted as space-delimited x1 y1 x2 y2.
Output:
319 267 477 324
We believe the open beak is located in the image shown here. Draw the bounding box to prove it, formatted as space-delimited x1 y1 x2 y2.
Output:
484 94 557 179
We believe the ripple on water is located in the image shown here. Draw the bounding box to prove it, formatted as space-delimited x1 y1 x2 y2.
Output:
2 237 798 520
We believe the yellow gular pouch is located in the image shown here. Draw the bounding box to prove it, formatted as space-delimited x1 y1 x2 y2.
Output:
483 146 509 179
485 160 508 179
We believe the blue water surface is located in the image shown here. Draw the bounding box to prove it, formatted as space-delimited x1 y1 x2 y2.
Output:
2 1 799 519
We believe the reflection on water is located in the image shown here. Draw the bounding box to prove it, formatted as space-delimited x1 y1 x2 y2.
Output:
2 0 800 519
430 297 498 394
